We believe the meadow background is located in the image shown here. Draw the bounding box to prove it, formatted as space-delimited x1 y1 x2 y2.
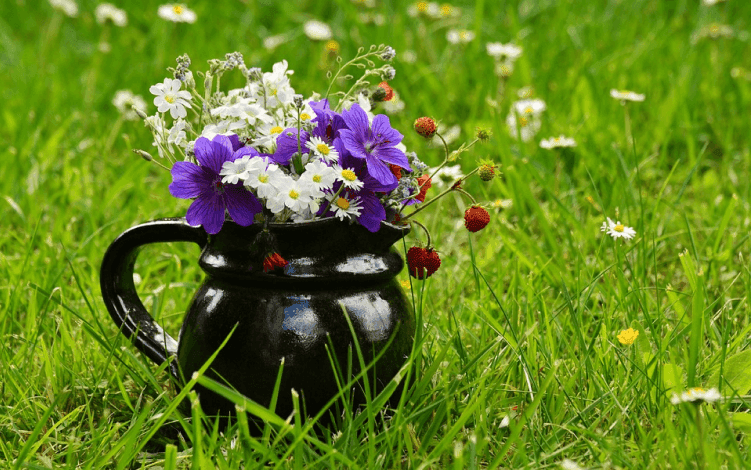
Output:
2 0 751 468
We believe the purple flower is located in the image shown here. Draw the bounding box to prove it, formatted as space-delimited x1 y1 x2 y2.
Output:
310 99 348 143
338 104 411 186
169 134 263 234
272 127 310 165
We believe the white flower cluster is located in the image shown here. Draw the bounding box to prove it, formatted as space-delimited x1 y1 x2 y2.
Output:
139 49 426 224
486 42 522 78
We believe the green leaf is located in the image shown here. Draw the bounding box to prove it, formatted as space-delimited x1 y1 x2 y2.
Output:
662 363 684 396
730 413 751 435
708 349 751 395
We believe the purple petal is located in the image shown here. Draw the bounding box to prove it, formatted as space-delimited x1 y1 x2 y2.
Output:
194 136 234 173
338 129 368 160
375 145 411 170
273 128 309 165
186 193 226 234
228 134 243 152
340 104 370 138
223 184 262 226
169 162 212 199
356 191 385 232
234 145 260 160
366 157 397 186
371 114 403 145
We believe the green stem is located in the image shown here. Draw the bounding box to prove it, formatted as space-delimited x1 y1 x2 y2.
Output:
318 184 346 219
410 219 432 248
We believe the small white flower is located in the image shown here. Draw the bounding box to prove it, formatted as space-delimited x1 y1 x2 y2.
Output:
499 415 510 428
486 42 522 60
506 112 541 142
332 165 364 191
95 3 127 26
220 155 254 185
447 29 475 44
267 177 318 215
112 90 147 121
600 217 637 240
610 89 645 102
513 98 547 116
263 34 289 50
200 119 246 140
328 193 363 221
560 459 585 470
158 4 197 23
670 387 722 405
299 160 337 195
49 0 78 17
149 78 193 119
303 20 333 41
540 135 577 149
306 136 339 163
244 158 284 199
167 119 189 148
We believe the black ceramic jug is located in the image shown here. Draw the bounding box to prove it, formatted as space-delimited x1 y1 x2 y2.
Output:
100 217 415 424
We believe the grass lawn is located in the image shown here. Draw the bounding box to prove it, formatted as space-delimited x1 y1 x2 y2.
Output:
2 0 751 468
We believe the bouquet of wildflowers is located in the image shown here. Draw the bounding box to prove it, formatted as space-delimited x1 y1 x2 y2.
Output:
132 45 495 278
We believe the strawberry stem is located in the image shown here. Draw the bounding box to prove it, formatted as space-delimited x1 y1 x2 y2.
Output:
410 219 432 248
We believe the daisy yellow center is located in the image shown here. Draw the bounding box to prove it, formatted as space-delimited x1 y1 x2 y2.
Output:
459 31 468 40
173 5 183 14
270 88 278 96
519 116 529 127
554 137 561 142
440 4 452 16
313 175 322 183
336 197 350 209
614 224 625 232
270 126 283 134
709 24 719 34
316 144 330 155
164 95 175 104
258 175 269 183
341 169 357 181
417 2 428 12
523 106 533 114
325 40 339 52
300 112 311 120
288 190 299 199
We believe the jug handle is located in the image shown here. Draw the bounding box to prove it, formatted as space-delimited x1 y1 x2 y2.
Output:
100 218 208 379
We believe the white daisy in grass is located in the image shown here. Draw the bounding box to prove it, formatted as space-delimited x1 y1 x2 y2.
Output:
447 29 475 44
49 0 78 17
150 78 193 119
112 90 147 121
540 135 577 149
299 160 337 195
328 193 363 221
513 98 547 115
610 89 645 102
95 4 127 26
332 165 364 191
158 4 197 23
303 20 333 41
670 387 721 405
306 136 339 163
486 42 522 60
601 217 636 240
560 459 584 470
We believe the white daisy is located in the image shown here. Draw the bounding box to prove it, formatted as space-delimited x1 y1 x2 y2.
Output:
670 388 721 405
506 112 541 142
95 3 127 26
540 135 577 149
328 194 363 221
486 42 522 60
332 165 364 190
157 4 197 23
600 217 637 240
447 29 475 44
149 78 193 119
112 90 147 121
303 20 333 41
267 176 318 215
49 0 78 17
305 136 339 163
610 89 645 102
513 98 547 116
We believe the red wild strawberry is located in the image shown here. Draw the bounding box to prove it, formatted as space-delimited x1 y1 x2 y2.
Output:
263 252 288 273
464 206 490 232
389 164 402 180
377 81 395 101
415 175 432 202
406 246 441 279
414 117 437 138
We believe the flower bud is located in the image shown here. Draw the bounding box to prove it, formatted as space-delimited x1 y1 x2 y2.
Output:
133 149 153 161
381 46 396 61
478 164 497 181
475 126 492 142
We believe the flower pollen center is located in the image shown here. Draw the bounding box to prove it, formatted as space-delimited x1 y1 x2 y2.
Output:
313 175 322 183
213 179 224 194
173 5 183 14
316 143 330 155
270 126 283 134
164 95 175 104
300 112 311 120
614 224 625 232
519 116 529 127
417 2 428 12
336 197 350 210
258 175 269 183
289 189 299 199
341 169 357 181
523 106 533 114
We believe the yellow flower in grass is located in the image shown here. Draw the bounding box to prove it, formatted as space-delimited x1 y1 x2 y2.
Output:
400 280 411 290
617 328 639 345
